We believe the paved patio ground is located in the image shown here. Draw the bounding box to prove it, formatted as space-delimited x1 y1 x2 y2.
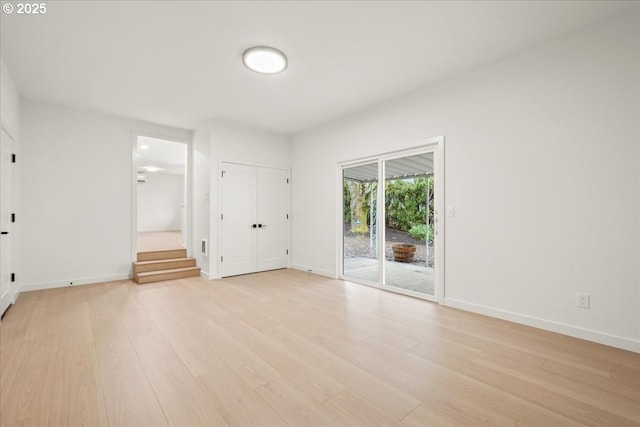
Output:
343 257 434 296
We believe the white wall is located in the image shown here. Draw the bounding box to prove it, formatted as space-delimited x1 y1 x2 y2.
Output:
20 100 191 290
191 119 290 279
192 125 211 275
291 14 640 351
137 172 184 232
1 57 21 302
1 58 20 139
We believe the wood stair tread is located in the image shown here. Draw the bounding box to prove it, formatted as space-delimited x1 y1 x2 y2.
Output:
133 257 197 275
134 257 196 266
134 248 199 284
136 266 200 277
137 248 187 262
138 249 185 254
134 265 201 284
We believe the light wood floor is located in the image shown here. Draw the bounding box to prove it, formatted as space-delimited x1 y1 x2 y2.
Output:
137 230 183 252
1 269 638 427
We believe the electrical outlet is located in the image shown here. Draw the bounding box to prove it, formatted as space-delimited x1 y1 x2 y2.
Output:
576 293 590 309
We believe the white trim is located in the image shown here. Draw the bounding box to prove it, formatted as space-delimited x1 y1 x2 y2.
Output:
340 275 380 289
200 270 219 280
445 297 640 353
286 168 292 269
130 133 138 262
338 136 445 303
385 283 438 303
0 126 17 318
379 159 385 286
131 132 193 261
0 123 16 142
9 290 20 308
0 299 11 319
216 160 223 277
217 160 291 278
290 264 336 279
185 139 193 257
339 138 443 168
220 159 291 171
337 273 439 303
433 137 445 304
20 273 131 293
334 163 343 278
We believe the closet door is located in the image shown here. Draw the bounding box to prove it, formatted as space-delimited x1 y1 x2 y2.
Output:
220 163 258 276
257 167 289 271
220 162 289 277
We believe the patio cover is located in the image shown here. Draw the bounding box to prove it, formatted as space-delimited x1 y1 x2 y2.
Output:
343 153 434 182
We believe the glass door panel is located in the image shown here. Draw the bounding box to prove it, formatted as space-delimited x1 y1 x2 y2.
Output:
343 163 379 284
383 153 435 296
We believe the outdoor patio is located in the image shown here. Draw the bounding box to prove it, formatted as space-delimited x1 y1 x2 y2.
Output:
344 257 435 296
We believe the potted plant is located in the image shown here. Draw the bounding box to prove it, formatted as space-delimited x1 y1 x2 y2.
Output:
392 243 416 263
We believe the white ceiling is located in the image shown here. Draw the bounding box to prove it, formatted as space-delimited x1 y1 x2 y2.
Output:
1 1 634 135
137 136 186 175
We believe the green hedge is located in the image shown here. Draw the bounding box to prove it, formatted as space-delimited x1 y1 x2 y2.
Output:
344 177 434 241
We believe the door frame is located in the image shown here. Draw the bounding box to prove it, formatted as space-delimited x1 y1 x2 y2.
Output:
0 124 16 317
131 132 193 263
217 160 291 277
337 136 445 303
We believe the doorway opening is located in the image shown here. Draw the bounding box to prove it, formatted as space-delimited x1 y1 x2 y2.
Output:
134 136 188 254
341 139 444 302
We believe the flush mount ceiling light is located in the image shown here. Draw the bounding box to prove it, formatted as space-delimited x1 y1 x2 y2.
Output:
242 46 287 74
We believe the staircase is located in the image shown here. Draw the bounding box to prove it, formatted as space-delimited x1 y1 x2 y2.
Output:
133 248 200 284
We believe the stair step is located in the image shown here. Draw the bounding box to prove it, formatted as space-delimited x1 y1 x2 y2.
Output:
137 248 187 262
134 257 196 274
135 266 201 284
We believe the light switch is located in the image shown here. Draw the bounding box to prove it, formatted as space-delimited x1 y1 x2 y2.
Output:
446 206 455 218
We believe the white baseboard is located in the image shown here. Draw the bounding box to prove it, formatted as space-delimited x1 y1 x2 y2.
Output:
199 270 221 280
445 297 640 353
0 299 11 319
290 263 336 279
20 273 131 293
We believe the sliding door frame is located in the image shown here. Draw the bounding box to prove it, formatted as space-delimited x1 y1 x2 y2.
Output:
338 136 445 303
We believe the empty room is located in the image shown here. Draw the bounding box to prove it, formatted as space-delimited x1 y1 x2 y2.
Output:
1 1 639 426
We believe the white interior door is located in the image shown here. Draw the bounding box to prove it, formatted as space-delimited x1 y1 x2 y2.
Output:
0 128 15 316
220 162 289 277
220 163 258 276
257 167 289 271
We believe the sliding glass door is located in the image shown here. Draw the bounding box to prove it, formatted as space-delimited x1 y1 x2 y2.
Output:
383 153 435 296
342 162 380 284
341 142 443 301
